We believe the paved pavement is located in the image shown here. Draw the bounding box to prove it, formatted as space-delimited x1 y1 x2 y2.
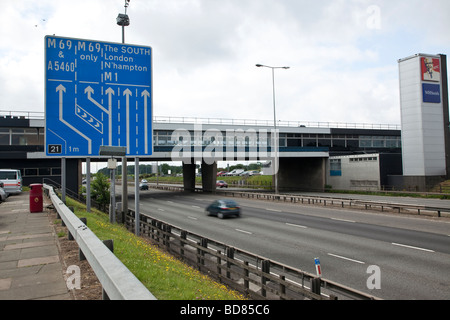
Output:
0 191 72 300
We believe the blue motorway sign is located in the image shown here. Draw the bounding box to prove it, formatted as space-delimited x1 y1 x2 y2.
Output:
45 36 152 157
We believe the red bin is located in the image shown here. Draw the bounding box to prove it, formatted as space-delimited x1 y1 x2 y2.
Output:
29 184 43 213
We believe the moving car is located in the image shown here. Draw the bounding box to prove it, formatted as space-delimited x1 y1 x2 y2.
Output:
206 199 241 219
216 180 228 188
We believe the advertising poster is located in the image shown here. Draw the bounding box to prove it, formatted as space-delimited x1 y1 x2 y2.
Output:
422 83 441 103
421 57 441 82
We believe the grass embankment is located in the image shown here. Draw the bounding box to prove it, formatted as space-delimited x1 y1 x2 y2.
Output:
64 197 245 300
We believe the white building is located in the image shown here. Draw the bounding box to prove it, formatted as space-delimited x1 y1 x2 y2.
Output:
326 153 403 191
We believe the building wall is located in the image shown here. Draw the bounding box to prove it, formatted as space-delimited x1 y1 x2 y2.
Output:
327 154 381 191
398 54 447 176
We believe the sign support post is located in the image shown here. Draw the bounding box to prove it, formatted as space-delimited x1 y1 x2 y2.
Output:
135 158 140 236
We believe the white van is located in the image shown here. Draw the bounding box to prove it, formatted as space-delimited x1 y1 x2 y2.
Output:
0 169 23 195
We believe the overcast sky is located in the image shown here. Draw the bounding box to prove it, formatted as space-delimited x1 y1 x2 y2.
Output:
1 0 449 126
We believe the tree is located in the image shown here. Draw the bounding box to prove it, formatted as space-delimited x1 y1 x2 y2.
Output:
91 172 110 211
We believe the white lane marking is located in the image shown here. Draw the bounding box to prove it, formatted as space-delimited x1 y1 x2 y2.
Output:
157 208 165 211
191 205 201 209
331 218 356 223
235 229 253 235
286 223 308 229
327 253 365 264
187 216 198 220
266 208 282 212
391 242 435 253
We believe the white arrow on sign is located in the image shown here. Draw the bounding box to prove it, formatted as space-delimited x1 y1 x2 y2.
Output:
141 89 150 154
57 84 92 154
105 87 115 146
123 88 132 154
84 86 109 113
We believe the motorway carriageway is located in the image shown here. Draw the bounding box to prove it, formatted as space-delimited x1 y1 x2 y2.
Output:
127 189 450 300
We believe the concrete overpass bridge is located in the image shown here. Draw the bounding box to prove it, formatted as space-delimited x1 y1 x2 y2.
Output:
150 116 401 192
0 111 401 194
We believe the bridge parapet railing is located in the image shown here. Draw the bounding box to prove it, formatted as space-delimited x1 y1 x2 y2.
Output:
0 110 401 130
154 116 402 130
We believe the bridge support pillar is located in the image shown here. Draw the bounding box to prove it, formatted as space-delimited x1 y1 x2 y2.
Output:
182 162 196 192
201 160 217 193
278 157 326 191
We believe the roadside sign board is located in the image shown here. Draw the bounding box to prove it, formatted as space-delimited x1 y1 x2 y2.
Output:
45 35 152 157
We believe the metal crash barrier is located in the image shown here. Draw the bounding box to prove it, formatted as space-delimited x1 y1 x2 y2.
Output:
44 184 156 300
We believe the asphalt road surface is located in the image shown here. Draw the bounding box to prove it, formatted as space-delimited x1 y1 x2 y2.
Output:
127 189 450 300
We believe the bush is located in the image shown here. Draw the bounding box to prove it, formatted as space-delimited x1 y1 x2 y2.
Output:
91 172 110 211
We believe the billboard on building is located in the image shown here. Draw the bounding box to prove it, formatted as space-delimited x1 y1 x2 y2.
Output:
421 57 441 82
422 83 441 103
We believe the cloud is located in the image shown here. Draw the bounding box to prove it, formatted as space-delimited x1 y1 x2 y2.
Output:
1 0 449 127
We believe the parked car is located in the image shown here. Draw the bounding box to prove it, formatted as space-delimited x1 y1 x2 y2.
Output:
0 182 7 202
206 199 241 219
139 182 148 190
216 180 228 188
225 169 244 176
239 170 260 176
0 169 22 195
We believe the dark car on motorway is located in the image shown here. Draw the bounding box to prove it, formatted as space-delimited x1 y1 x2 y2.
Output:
206 199 241 219
216 180 228 188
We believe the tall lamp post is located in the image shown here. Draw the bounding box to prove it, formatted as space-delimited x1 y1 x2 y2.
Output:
256 64 290 194
117 0 137 234
117 0 130 44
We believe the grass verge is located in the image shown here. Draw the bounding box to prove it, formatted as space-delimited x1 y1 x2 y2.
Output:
64 197 245 300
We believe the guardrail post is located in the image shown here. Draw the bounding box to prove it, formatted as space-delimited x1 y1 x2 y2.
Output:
162 224 167 246
151 219 157 240
226 247 234 279
180 230 187 257
102 289 109 300
156 221 161 243
279 274 286 299
217 250 222 277
244 261 249 294
80 239 113 261
261 260 270 297
311 277 321 296
198 238 208 268
103 239 114 253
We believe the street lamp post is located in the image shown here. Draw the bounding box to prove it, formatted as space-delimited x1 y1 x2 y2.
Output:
117 0 136 234
117 0 130 44
256 64 290 194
